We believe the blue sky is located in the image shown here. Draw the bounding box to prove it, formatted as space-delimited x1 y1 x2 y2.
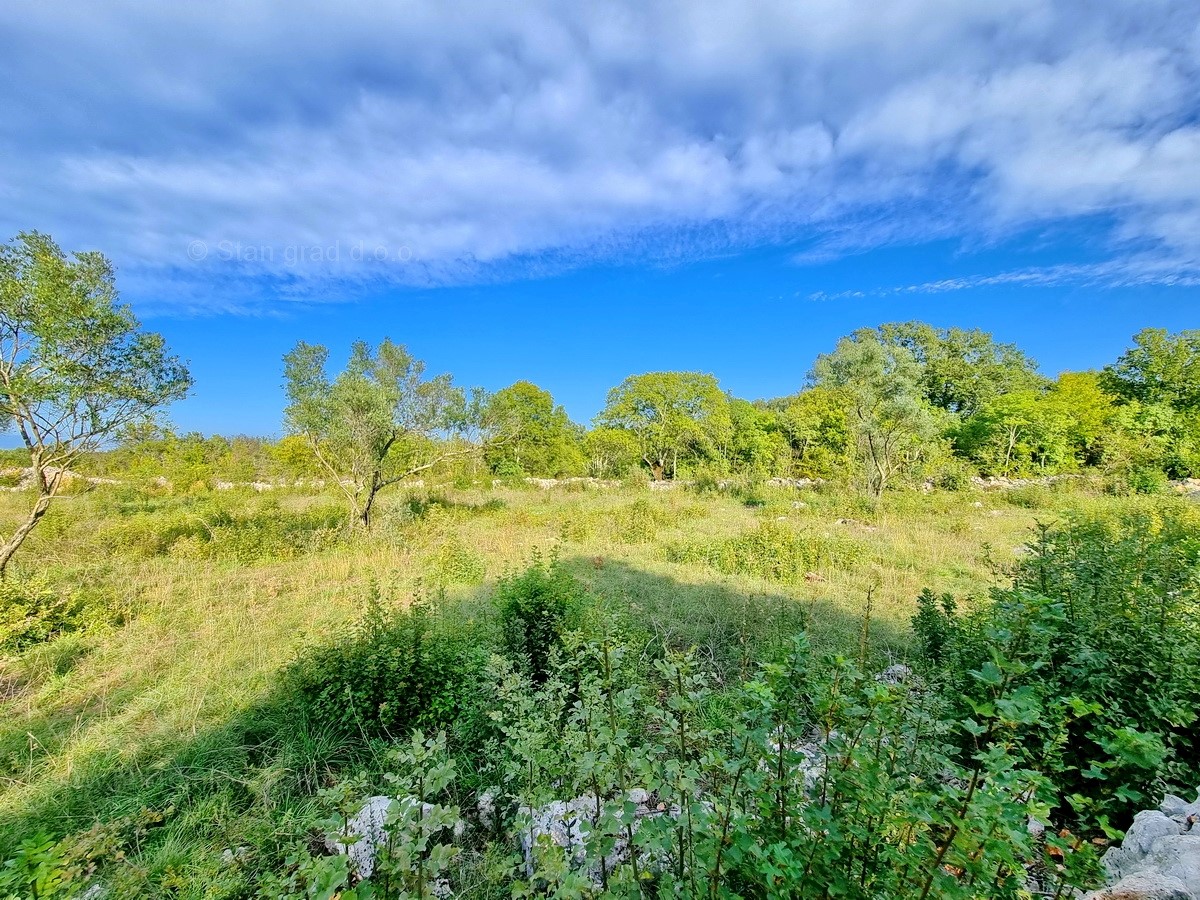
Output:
1 1 1198 435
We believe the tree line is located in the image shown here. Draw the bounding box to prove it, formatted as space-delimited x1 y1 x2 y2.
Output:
2 232 1198 569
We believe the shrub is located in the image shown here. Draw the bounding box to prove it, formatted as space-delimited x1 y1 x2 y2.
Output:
666 520 863 583
285 588 489 742
611 498 669 544
1003 484 1052 508
936 459 977 491
0 578 114 655
912 508 1200 827
473 634 1100 898
494 555 583 683
101 497 344 561
422 533 486 587
1126 466 1169 494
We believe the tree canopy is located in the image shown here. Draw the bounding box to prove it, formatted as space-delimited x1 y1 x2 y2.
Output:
598 371 731 480
811 329 941 496
483 381 583 478
0 231 191 572
283 338 473 527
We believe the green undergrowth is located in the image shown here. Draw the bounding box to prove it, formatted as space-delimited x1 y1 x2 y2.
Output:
1 485 1195 897
665 518 865 583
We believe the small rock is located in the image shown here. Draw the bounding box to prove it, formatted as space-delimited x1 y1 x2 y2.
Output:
875 664 913 686
478 788 499 830
1084 871 1192 899
220 846 250 865
1125 812 1183 858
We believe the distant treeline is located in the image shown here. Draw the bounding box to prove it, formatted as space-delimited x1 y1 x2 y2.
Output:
32 322 1199 496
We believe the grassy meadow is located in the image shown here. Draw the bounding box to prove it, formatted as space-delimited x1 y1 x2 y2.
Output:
1 474 1190 897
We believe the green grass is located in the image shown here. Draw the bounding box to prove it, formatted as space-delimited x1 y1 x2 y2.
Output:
0 478 1177 896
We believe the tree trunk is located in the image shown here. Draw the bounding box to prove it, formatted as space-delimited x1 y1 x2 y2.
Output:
357 483 379 529
0 488 57 578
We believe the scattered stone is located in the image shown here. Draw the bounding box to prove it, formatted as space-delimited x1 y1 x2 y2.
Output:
0 466 121 492
221 846 250 865
765 477 822 489
1090 790 1200 898
521 789 709 883
523 477 620 490
478 788 498 830
1085 871 1193 899
875 664 913 686
325 795 462 880
1170 478 1200 498
970 474 1080 490
326 796 392 879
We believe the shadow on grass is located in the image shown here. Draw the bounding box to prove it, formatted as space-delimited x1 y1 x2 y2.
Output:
0 553 915 895
563 554 910 678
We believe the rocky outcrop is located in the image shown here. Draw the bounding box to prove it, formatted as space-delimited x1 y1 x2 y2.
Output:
324 795 463 881
519 788 674 880
1084 790 1200 899
1172 478 1200 498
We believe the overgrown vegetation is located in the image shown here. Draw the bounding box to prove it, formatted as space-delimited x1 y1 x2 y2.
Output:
2 475 1195 898
1 258 1198 898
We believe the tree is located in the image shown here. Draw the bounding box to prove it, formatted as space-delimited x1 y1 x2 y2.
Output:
582 426 641 479
483 381 584 477
877 322 1046 416
0 232 191 574
810 330 940 496
954 390 1073 475
598 372 731 480
728 399 790 477
282 339 475 528
1045 372 1118 468
771 387 854 479
1102 328 1200 411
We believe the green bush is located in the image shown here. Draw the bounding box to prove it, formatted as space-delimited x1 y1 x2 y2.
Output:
470 634 1101 898
422 533 486 587
611 498 670 544
284 589 489 743
1003 484 1052 508
913 507 1200 827
666 520 863 583
100 498 343 561
495 555 582 683
0 578 114 655
1125 466 1169 494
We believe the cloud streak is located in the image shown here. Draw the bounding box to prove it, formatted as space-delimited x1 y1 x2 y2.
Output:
1 0 1198 312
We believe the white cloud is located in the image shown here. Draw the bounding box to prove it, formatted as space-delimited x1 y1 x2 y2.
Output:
0 0 1197 311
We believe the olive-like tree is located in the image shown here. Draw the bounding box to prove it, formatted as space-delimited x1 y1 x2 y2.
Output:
0 232 192 574
283 339 479 528
811 330 939 497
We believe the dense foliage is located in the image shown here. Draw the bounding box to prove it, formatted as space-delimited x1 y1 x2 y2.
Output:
912 506 1200 829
